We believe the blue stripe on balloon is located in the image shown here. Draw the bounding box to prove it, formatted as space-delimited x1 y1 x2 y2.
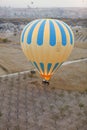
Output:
37 20 46 46
49 20 56 46
62 22 73 44
52 63 59 72
27 20 40 44
33 62 40 72
47 63 52 74
21 22 31 43
40 62 44 73
56 21 67 46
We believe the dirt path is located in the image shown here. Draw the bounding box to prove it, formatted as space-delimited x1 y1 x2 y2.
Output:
63 58 87 66
0 58 87 78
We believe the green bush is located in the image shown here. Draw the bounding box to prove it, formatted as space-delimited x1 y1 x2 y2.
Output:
3 38 8 43
0 38 10 43
79 103 84 108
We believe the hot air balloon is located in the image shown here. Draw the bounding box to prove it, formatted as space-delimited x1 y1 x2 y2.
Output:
20 19 74 83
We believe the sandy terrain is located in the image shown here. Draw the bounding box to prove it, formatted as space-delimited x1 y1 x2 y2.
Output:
0 19 87 130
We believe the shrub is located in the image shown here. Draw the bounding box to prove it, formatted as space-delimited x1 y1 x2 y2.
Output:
3 38 8 43
0 37 10 43
79 103 84 108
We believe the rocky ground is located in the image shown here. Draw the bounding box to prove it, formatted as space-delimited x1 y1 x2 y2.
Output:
0 72 87 130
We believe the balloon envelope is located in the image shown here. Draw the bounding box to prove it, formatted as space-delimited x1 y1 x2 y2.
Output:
21 19 74 80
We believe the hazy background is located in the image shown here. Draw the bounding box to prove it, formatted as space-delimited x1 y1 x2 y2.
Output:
0 0 87 8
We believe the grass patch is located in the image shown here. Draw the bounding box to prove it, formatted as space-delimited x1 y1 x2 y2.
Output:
85 89 87 93
58 92 64 97
0 111 2 117
79 103 84 108
51 114 60 121
60 105 69 112
0 38 11 43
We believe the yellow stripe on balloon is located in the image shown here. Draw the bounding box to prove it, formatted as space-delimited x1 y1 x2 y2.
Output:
21 20 37 60
31 19 46 74
57 21 71 62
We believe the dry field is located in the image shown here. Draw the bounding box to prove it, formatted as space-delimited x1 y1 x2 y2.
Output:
0 21 87 130
0 27 87 76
